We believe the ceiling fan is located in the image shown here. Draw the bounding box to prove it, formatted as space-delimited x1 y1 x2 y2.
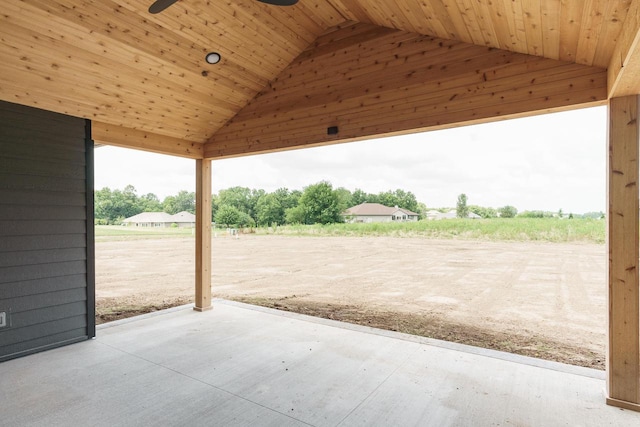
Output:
149 0 298 14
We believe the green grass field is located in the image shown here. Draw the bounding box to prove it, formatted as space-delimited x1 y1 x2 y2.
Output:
96 218 606 243
254 218 606 243
95 225 195 241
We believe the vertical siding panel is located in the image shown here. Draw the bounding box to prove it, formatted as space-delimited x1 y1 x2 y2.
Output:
0 100 93 361
85 120 95 338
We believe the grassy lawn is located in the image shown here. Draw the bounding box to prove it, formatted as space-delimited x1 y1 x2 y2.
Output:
254 218 605 243
97 218 606 243
95 225 195 241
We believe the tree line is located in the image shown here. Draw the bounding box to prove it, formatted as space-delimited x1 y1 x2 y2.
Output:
94 182 423 227
455 193 603 220
456 193 517 218
95 185 602 227
94 185 196 225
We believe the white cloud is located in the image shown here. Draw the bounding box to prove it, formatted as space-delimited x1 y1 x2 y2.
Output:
95 105 606 213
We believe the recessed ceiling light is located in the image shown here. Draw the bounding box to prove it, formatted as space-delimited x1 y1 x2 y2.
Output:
205 52 221 64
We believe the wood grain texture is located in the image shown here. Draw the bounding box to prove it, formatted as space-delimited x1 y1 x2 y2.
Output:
194 159 212 312
92 122 204 159
607 95 640 407
0 0 635 155
0 0 337 143
322 0 628 68
205 24 607 159
608 0 640 97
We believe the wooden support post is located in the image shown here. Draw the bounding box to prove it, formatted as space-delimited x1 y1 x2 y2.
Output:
606 95 640 411
194 159 212 312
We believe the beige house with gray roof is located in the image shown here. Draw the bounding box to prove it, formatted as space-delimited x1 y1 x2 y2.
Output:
122 211 196 228
344 203 419 223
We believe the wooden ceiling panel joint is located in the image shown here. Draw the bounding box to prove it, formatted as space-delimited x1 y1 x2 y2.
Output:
608 0 640 97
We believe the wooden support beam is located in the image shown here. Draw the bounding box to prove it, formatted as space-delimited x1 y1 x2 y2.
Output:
194 159 212 312
606 95 640 412
608 0 640 98
92 122 204 159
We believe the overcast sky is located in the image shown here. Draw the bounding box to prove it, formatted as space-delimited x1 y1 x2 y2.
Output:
95 105 607 214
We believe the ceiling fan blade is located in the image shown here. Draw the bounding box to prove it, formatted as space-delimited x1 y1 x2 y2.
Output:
149 0 179 14
257 0 299 5
149 0 296 15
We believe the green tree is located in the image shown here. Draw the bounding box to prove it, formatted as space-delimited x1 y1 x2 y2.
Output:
248 189 265 221
218 187 252 214
215 204 243 227
163 190 195 214
238 211 256 227
95 187 114 223
288 189 302 208
334 187 353 212
273 188 300 211
365 193 380 204
118 185 142 219
351 188 369 206
498 205 518 218
211 194 220 222
284 205 306 224
518 210 548 218
139 193 162 212
378 191 395 207
400 190 419 213
381 189 419 213
456 194 468 218
416 202 428 220
296 181 343 224
94 185 143 224
255 193 284 226
216 186 265 223
469 205 497 219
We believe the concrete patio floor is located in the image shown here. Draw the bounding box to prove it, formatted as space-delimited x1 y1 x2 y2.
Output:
1 300 638 427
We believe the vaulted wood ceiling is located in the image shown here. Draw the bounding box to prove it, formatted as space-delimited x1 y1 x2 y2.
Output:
1 1 638 159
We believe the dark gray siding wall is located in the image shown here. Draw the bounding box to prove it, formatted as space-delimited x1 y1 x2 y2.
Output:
0 101 95 362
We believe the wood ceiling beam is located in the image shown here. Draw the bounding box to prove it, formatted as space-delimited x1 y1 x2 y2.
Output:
204 24 607 160
608 0 640 98
92 122 203 159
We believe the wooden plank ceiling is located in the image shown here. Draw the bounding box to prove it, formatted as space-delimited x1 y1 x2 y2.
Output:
0 0 637 159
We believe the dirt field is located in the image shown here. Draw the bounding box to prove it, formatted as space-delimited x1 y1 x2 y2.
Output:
96 235 606 369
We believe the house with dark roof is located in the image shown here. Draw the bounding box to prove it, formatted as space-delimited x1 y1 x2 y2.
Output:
344 202 419 223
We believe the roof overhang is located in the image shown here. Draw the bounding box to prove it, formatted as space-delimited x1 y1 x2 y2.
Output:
0 1 637 159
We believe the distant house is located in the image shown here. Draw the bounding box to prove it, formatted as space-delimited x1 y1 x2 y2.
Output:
122 211 196 228
344 202 419 223
425 209 456 220
427 209 481 220
170 211 197 226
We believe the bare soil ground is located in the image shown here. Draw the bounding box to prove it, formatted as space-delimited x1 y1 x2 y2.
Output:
96 235 606 369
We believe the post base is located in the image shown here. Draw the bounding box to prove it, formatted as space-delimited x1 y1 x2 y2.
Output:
605 393 640 412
